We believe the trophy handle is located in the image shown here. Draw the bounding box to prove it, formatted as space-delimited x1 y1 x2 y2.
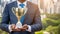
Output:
12 7 16 15
24 7 28 15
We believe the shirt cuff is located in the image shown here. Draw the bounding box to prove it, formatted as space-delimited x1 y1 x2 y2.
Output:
26 25 31 32
8 25 12 32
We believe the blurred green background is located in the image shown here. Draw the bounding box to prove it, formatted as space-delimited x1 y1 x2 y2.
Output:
0 14 60 34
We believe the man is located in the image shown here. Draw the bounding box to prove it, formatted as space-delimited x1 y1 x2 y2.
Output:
0 0 42 34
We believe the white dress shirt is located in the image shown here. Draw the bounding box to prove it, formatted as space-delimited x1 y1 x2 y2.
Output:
17 0 27 8
9 0 31 32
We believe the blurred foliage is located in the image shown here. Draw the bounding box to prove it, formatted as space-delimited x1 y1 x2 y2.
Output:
42 14 60 34
45 26 58 34
35 31 43 34
0 29 8 34
0 17 2 22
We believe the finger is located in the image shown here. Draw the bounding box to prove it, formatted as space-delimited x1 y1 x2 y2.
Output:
15 27 21 31
11 24 16 31
23 24 27 26
21 28 26 31
13 28 21 31
21 28 27 30
18 28 23 30
22 25 28 28
11 24 15 26
14 28 19 31
23 25 27 28
11 24 16 28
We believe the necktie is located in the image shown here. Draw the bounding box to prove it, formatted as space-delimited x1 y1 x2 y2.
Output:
20 15 25 23
19 3 25 8
19 4 25 23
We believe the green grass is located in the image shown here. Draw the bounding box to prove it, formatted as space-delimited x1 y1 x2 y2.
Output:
0 17 2 22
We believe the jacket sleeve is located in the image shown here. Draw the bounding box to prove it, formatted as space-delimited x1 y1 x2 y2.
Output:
31 7 42 32
0 4 10 33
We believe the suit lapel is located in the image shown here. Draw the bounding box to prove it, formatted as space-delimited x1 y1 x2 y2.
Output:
23 1 32 25
13 1 18 8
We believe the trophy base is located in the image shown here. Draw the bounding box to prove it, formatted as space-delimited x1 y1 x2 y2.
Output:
16 21 22 28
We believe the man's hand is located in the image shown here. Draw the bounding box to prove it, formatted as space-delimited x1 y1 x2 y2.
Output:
11 24 28 31
11 24 21 31
21 24 28 31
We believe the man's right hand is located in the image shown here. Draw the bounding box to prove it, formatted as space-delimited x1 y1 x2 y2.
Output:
11 24 21 31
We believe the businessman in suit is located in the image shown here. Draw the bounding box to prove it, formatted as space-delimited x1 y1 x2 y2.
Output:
0 0 42 34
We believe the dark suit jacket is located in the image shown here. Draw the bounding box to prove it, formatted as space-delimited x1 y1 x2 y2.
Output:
0 1 42 34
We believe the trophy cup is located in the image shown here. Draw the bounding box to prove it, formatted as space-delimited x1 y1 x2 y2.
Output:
12 7 27 28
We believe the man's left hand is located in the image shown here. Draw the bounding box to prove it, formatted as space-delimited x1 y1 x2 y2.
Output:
21 24 28 31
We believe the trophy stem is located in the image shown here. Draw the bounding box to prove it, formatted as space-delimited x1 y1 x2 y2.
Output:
16 20 22 28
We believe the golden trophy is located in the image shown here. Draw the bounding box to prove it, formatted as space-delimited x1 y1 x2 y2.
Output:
12 7 27 28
